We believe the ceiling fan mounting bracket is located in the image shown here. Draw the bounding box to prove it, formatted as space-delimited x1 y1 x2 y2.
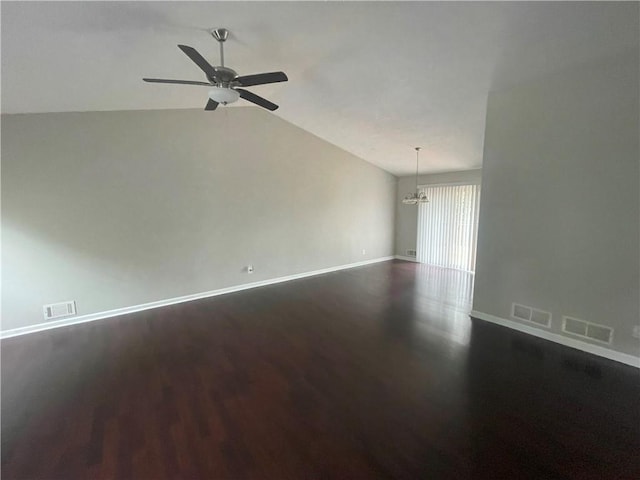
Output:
211 28 229 43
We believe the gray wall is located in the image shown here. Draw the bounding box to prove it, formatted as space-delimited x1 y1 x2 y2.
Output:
473 50 640 357
395 170 482 257
2 107 397 331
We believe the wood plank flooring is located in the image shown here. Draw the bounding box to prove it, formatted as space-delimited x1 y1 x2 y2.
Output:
2 260 639 479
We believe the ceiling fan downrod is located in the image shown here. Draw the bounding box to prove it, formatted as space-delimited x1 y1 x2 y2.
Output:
211 28 229 67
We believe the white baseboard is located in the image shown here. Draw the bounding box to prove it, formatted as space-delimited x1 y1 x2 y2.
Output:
470 310 640 369
1 256 395 339
394 255 418 262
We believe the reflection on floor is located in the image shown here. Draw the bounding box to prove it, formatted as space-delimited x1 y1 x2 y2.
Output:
412 262 474 346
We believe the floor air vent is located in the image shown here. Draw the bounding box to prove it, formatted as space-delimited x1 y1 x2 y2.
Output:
511 303 551 328
562 316 612 345
43 301 77 320
406 249 417 257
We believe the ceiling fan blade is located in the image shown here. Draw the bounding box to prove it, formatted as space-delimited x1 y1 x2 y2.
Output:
235 72 288 87
236 88 278 111
143 78 211 86
205 99 219 111
177 45 216 78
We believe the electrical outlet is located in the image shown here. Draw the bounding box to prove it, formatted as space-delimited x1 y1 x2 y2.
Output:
633 325 640 339
247 265 254 274
362 249 366 255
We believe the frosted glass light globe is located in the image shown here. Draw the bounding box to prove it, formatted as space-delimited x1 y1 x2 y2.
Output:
208 87 240 105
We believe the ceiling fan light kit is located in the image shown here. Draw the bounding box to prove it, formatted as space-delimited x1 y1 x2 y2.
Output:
143 28 288 111
208 86 239 105
402 147 430 205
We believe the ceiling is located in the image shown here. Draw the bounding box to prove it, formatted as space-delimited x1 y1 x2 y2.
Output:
2 1 637 176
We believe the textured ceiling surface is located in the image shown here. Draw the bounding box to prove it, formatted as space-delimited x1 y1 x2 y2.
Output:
2 1 638 176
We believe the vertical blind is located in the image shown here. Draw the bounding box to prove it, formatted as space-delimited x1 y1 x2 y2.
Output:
416 184 481 272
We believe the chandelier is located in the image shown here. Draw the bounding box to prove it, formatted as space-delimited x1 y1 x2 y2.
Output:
402 147 429 205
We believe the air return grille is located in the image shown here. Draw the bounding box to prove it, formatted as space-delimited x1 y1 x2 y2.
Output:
562 316 613 345
511 303 552 328
43 301 77 320
406 249 417 257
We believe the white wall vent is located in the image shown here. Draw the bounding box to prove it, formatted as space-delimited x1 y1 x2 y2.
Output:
562 316 613 345
512 304 532 321
43 301 77 320
406 249 417 257
563 317 587 336
511 303 551 328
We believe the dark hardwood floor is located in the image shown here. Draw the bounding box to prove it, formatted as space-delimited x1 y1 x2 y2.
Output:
2 260 639 479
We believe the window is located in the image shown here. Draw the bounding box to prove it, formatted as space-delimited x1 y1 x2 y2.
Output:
416 183 481 272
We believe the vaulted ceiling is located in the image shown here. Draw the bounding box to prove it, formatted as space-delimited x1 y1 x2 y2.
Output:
2 1 637 176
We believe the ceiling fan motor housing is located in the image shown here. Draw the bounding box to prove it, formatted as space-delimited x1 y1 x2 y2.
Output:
209 66 238 86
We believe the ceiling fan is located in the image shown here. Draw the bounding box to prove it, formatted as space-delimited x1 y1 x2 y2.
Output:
143 28 288 111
